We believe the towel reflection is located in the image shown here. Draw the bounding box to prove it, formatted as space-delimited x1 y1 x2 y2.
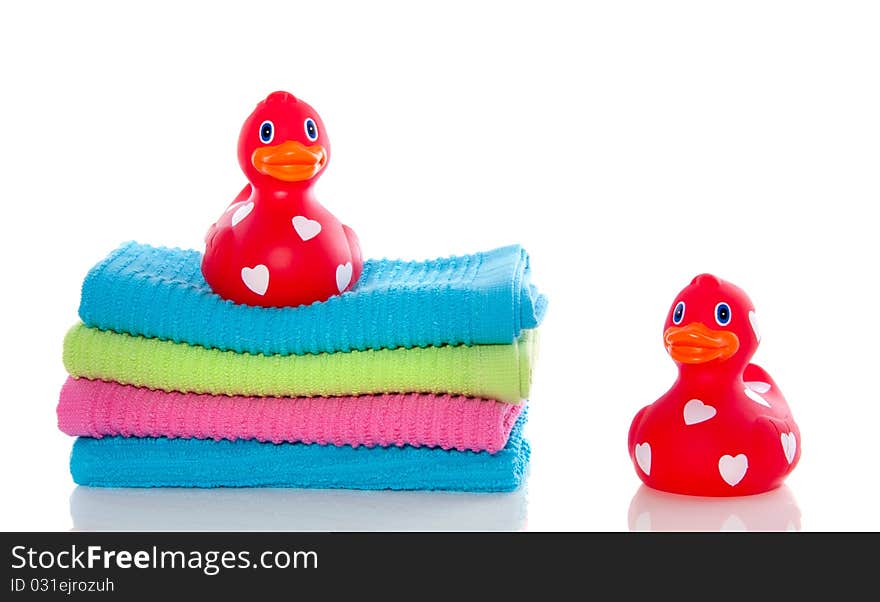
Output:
628 485 801 531
70 486 528 531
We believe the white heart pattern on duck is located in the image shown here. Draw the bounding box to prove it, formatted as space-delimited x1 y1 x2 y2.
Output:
336 262 353 293
231 202 254 227
745 381 771 394
225 200 246 213
241 264 269 296
718 454 748 486
780 432 797 464
292 216 322 241
683 399 717 425
744 387 771 407
749 310 761 342
635 442 652 475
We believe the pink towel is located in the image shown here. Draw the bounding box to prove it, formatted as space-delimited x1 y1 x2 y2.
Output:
57 378 522 453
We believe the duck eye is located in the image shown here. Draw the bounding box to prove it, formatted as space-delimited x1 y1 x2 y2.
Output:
259 120 274 144
304 118 318 141
715 302 732 326
672 301 685 325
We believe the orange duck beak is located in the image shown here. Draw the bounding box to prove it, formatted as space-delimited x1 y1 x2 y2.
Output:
664 322 739 364
252 140 326 182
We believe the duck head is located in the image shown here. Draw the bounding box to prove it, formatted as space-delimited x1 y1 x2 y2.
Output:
663 274 761 372
238 91 330 192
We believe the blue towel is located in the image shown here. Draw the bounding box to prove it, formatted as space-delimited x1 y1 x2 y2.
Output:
79 242 546 356
69 414 530 492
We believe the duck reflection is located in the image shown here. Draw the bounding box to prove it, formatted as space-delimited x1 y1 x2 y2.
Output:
628 485 801 531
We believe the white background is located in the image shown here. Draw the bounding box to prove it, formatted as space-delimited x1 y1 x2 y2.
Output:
1 1 878 530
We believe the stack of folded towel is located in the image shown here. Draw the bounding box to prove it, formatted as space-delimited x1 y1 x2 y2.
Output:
57 242 546 492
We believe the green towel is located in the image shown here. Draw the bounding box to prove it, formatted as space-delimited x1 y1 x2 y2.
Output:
63 324 536 404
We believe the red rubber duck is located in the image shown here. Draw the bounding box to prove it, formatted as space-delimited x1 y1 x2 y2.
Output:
628 274 800 496
202 91 363 307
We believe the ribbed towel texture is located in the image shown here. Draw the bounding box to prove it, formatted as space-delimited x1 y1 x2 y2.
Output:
69 413 530 491
58 377 522 453
79 242 547 356
61 242 545 492
63 325 535 404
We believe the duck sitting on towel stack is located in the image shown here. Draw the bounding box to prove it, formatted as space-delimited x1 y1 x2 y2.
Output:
57 91 547 492
203 91 362 307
